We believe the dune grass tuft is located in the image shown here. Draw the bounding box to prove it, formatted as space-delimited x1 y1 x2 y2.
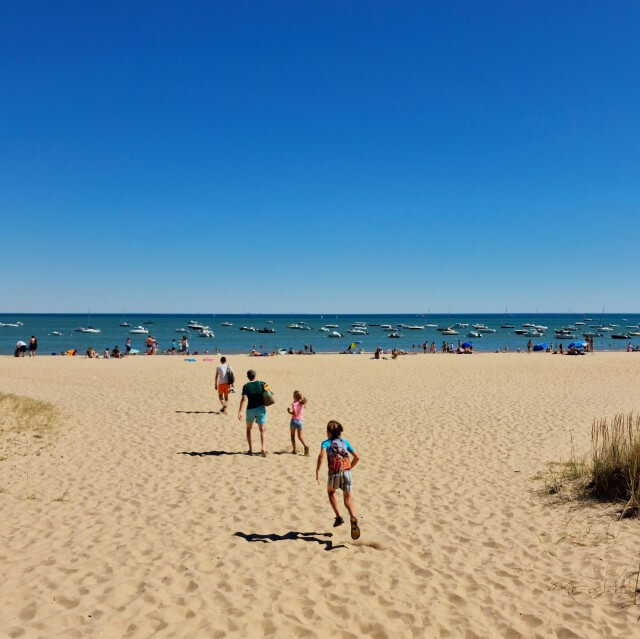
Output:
0 392 59 440
588 413 640 517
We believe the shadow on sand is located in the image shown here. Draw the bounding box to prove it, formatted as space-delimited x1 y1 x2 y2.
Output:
233 531 345 552
178 450 246 457
175 410 219 415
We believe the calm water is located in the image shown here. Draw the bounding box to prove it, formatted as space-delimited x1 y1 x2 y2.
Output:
1 313 639 355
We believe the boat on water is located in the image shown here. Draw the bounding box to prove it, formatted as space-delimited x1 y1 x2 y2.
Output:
425 323 438 328
348 328 368 335
453 323 469 328
406 325 425 330
52 331 63 336
575 322 585 326
187 321 206 330
325 324 339 328
583 332 601 338
0 322 24 328
119 322 131 327
441 328 458 335
380 324 393 330
500 324 515 329
514 329 528 335
129 326 149 334
199 329 214 338
628 331 640 337
611 334 629 339
143 321 154 326
75 326 102 333
388 332 403 338
472 324 487 330
522 323 535 328
598 326 613 332
478 327 496 333
319 327 329 332
327 331 343 338
257 328 275 334
556 334 577 340
221 322 233 327
467 331 482 338
176 328 188 333
239 326 256 332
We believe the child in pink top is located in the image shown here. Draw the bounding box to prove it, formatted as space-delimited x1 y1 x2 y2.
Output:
287 390 309 455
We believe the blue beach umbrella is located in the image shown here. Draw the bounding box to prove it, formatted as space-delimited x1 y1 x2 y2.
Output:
461 342 473 348
532 343 549 351
568 341 588 349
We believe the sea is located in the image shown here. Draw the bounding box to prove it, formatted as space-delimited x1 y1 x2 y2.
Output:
1 313 639 356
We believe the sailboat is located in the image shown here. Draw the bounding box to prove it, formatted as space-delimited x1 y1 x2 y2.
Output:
76 309 102 333
500 306 514 329
119 309 131 327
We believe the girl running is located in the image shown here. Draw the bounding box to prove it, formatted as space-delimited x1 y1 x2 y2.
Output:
287 390 309 456
315 420 361 539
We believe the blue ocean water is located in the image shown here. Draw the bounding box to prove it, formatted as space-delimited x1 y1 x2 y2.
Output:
1 313 639 356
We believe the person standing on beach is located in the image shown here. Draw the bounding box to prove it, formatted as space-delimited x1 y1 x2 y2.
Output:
28 336 38 357
237 369 273 457
315 420 361 539
527 339 532 354
288 390 309 455
125 337 131 355
215 356 234 413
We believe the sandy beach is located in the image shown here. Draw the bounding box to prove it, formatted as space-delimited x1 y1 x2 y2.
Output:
1 352 639 638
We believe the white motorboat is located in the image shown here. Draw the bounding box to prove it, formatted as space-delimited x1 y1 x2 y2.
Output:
119 322 131 327
478 327 496 333
81 327 102 334
221 322 233 327
453 323 469 328
467 331 482 338
441 328 458 335
319 327 330 332
327 331 343 338
627 331 640 337
348 328 368 335
388 332 403 339
187 321 206 330
501 323 515 329
129 326 149 334
425 323 438 328
176 328 189 333
380 324 393 330
288 323 303 329
240 326 256 332
575 322 585 326
325 324 339 328
472 324 487 330
52 331 63 336
0 322 24 328
406 325 425 330
598 326 613 332
522 323 535 328
351 322 367 327
199 329 214 338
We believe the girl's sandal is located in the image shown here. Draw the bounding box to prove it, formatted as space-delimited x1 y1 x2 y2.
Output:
350 517 361 540
303 446 310 456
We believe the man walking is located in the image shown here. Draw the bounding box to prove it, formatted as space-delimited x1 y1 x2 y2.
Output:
237 369 273 457
214 356 233 413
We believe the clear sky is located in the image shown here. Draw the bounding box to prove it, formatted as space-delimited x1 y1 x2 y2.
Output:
1 1 639 313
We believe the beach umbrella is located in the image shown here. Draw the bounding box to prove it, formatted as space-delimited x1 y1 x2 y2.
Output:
568 341 587 349
461 342 472 348
532 343 549 351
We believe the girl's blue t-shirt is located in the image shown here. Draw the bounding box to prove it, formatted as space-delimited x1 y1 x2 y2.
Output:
321 438 354 452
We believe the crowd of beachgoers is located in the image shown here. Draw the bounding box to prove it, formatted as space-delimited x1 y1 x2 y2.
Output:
11 332 640 358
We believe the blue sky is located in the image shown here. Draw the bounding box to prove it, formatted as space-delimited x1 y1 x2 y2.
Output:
1 1 639 313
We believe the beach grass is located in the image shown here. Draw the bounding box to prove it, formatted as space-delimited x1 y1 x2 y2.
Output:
0 392 59 440
589 413 640 517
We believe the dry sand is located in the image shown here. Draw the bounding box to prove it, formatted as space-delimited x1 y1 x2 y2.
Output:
1 352 639 638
